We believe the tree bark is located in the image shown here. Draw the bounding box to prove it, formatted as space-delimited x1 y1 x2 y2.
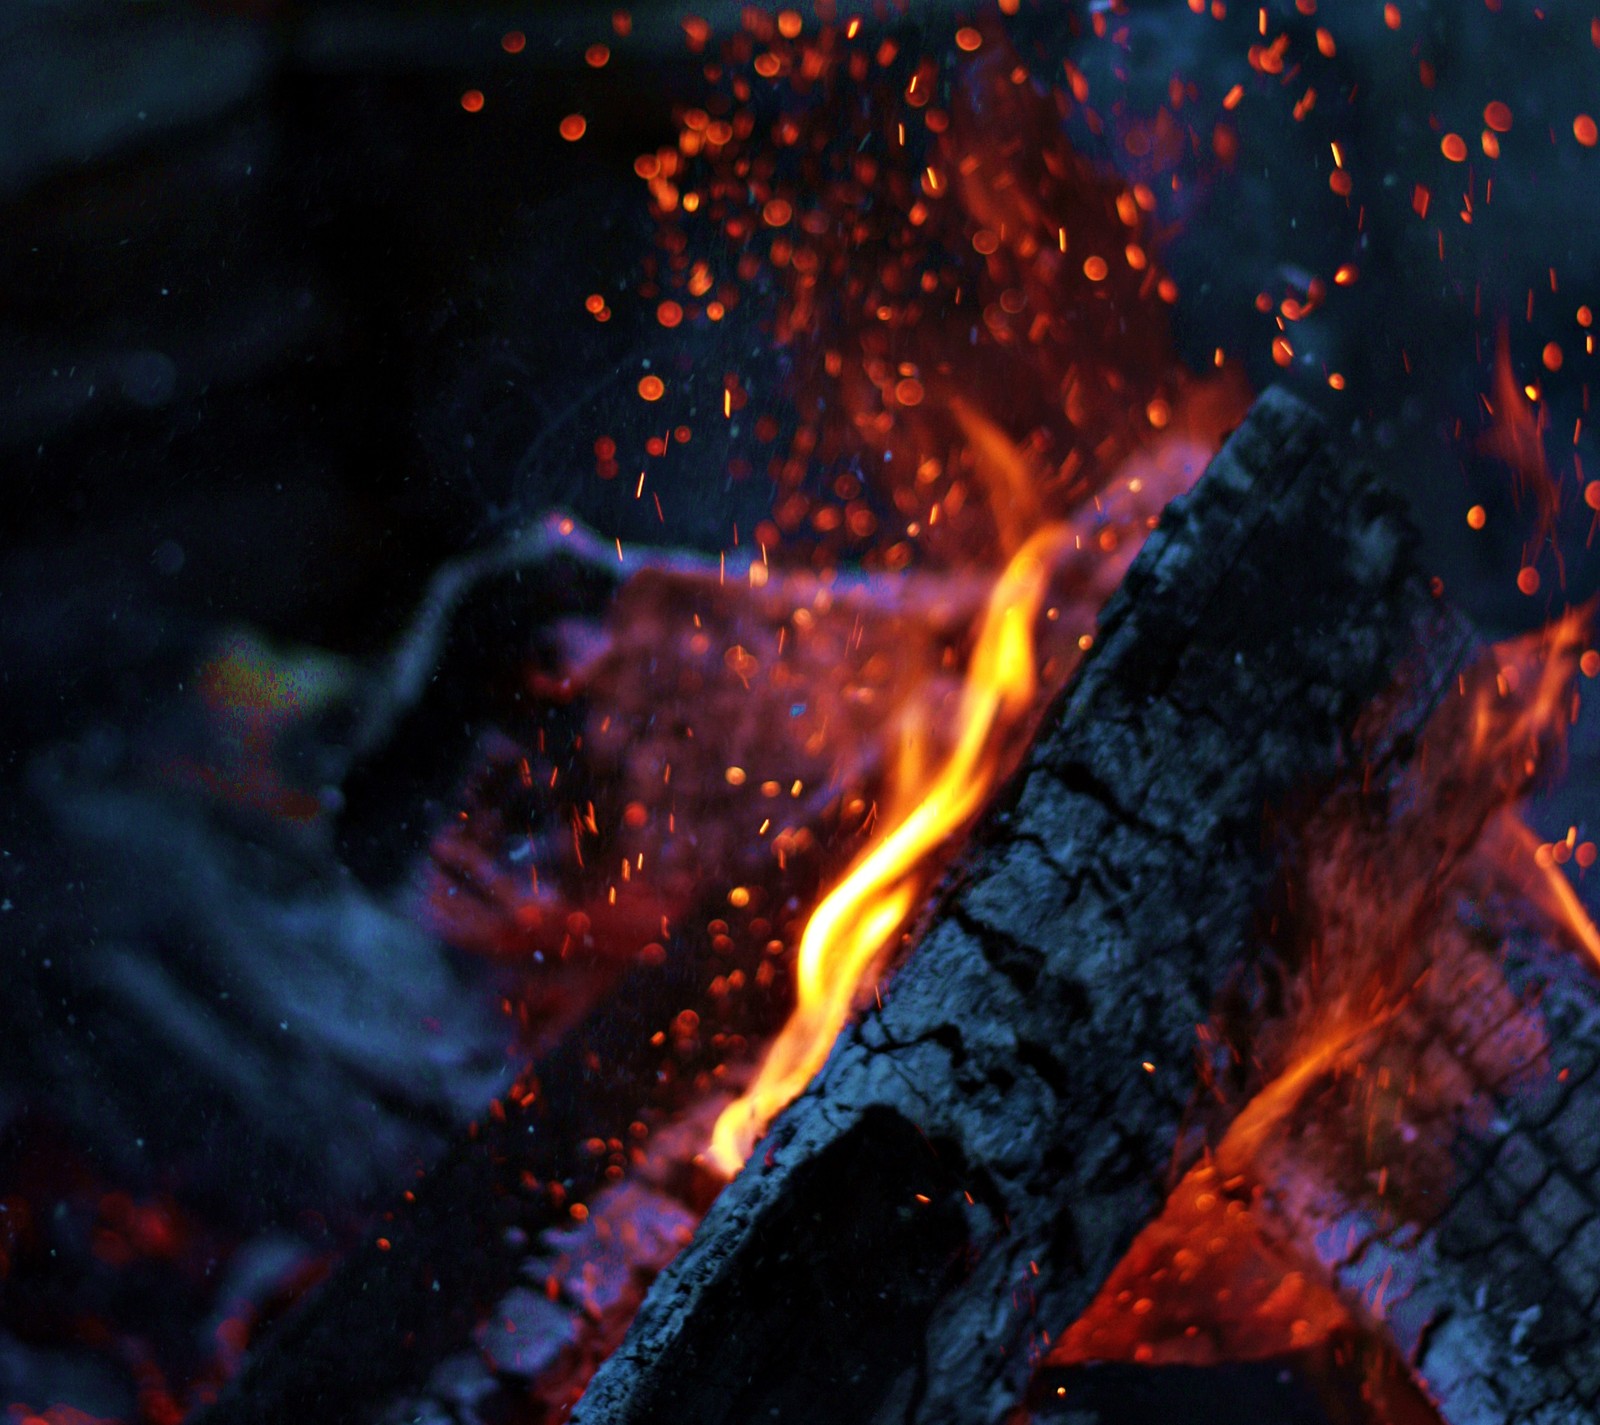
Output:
572 387 1439 1425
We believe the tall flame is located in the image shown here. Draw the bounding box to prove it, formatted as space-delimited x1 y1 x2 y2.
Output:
709 521 1069 1172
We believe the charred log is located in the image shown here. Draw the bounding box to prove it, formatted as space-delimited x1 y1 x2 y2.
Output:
1235 921 1600 1425
572 387 1439 1425
1408 937 1600 1423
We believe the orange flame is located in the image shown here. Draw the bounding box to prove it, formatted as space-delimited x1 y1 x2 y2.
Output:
1520 815 1600 969
709 521 1069 1172
684 29 1253 1174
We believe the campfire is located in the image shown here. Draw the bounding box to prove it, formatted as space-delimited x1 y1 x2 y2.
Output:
12 6 1600 1425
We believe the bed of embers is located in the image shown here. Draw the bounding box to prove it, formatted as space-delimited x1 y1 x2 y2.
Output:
5 3 1600 1424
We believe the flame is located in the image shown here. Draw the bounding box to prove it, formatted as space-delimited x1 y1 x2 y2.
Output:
677 26 1251 1175
1514 817 1600 969
709 521 1068 1171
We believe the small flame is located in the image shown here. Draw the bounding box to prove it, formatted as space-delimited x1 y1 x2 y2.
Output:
1046 605 1600 1386
1526 824 1600 966
709 522 1068 1172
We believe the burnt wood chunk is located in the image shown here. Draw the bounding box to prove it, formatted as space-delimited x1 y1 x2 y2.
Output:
572 387 1438 1425
1268 936 1600 1425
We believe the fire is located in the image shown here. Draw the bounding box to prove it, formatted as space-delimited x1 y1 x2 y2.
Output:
1517 817 1600 970
1481 323 1562 589
709 521 1069 1171
679 26 1250 1172
28 9 1600 1424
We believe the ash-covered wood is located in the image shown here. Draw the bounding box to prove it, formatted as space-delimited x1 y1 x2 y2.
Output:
1252 927 1600 1425
572 387 1438 1425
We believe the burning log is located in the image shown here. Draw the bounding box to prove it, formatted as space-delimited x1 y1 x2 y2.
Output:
1238 922 1600 1425
1033 615 1600 1425
204 384 1600 1425
1397 937 1600 1424
570 386 1442 1425
194 386 1419 1425
1243 715 1600 1425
